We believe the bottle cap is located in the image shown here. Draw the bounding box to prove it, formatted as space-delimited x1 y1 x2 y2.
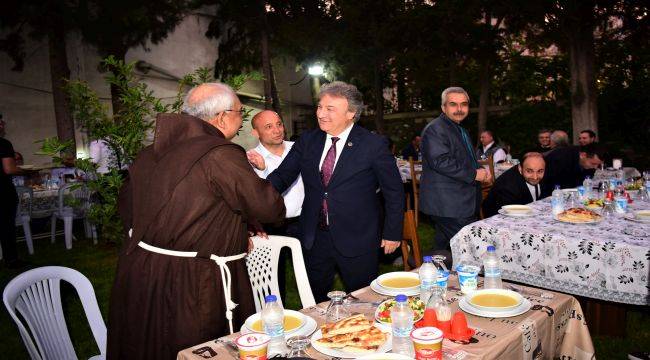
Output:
487 245 496 252
395 294 407 302
423 256 432 262
264 295 277 303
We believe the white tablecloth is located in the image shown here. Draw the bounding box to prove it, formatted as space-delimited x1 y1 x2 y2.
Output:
451 198 650 305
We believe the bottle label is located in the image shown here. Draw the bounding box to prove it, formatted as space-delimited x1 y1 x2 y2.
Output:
264 323 285 338
393 326 413 338
420 279 436 291
485 268 501 277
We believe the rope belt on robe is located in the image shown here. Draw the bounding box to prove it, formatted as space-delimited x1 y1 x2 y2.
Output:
133 232 246 334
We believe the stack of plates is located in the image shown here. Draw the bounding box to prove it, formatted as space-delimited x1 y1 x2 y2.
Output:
370 272 420 296
498 204 535 218
241 310 317 337
458 289 532 318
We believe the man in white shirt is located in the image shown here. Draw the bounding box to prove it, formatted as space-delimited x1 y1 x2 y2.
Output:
476 130 506 163
482 152 546 217
247 110 304 231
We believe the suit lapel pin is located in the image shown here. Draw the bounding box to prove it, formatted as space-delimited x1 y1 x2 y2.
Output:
347 141 353 147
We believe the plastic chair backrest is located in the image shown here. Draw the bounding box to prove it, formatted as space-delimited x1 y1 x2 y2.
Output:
3 266 107 360
57 183 91 217
246 236 316 311
15 186 33 220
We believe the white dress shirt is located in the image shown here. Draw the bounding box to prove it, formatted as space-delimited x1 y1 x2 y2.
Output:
526 182 541 202
483 142 507 163
318 123 354 170
253 141 304 218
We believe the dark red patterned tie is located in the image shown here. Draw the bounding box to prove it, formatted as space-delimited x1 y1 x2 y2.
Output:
319 137 339 228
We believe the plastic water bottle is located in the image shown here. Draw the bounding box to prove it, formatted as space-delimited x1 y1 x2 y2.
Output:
391 294 415 357
262 295 288 356
483 246 503 289
419 256 438 305
582 176 592 199
551 185 564 215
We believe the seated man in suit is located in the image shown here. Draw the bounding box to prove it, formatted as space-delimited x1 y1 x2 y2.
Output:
248 81 404 303
541 143 605 194
401 134 421 160
482 152 546 217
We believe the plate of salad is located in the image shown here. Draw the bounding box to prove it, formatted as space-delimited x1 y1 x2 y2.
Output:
374 297 425 326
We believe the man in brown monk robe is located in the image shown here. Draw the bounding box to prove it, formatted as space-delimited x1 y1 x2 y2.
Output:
107 82 286 359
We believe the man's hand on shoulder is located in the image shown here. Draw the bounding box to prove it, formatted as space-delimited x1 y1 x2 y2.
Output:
246 150 266 170
381 239 401 254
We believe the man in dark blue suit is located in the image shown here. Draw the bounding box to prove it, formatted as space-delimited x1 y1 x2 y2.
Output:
248 81 404 302
419 87 491 251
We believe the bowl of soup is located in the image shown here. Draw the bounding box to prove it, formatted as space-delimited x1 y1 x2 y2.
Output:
467 289 523 312
244 310 305 334
376 272 421 291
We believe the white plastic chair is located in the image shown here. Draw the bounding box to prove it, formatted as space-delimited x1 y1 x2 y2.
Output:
50 183 97 249
15 186 34 255
246 235 316 311
3 266 106 360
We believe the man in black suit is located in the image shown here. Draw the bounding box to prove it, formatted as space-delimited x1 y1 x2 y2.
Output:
482 152 546 218
541 143 605 194
419 87 491 251
248 81 404 302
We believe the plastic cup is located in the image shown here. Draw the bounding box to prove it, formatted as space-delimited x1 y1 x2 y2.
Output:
436 270 450 289
615 196 628 213
456 264 480 294
410 327 443 360
422 308 438 328
235 333 270 360
451 312 470 337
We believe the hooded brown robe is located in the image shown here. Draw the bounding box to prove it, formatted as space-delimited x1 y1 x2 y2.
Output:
107 114 285 359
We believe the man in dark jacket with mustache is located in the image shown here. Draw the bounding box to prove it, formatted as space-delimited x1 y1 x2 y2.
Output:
419 87 491 251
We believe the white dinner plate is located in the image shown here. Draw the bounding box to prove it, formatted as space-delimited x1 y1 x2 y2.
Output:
623 214 650 223
241 310 314 336
498 208 536 218
375 272 421 292
310 328 392 359
553 215 603 224
357 353 413 359
370 279 419 296
458 297 531 318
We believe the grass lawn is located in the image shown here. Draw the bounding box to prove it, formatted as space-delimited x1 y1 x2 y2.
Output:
1 219 648 359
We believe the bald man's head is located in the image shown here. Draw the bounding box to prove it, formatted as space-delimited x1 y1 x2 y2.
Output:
519 152 545 186
251 110 285 148
251 110 280 130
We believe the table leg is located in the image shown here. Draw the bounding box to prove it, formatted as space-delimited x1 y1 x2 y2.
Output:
579 297 627 337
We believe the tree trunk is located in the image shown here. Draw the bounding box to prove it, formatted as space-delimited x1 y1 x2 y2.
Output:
108 48 128 119
477 59 490 134
567 3 598 144
259 3 282 118
48 17 76 156
373 60 384 134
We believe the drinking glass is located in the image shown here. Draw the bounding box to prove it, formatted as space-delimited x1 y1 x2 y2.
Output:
286 335 312 358
325 291 349 324
432 254 448 272
602 200 615 218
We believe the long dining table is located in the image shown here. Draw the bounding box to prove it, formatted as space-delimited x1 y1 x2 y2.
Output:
177 274 594 360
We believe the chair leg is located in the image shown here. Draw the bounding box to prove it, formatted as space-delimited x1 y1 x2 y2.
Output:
21 216 34 255
64 217 73 250
91 225 98 245
51 215 57 243
84 219 92 239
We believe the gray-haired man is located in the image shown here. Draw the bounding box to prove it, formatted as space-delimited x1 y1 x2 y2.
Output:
256 81 405 302
419 87 491 253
